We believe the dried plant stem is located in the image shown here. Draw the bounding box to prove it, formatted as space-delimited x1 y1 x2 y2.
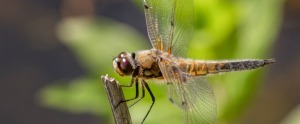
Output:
101 74 132 124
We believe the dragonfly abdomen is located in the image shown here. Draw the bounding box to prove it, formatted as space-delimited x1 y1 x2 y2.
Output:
178 59 275 76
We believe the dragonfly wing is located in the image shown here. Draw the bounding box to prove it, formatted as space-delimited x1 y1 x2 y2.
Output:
143 0 172 50
159 60 216 124
180 76 216 124
143 0 193 56
168 0 193 57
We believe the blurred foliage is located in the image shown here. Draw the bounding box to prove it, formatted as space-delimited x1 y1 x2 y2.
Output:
39 0 283 124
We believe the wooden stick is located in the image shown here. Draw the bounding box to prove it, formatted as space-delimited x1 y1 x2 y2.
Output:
101 74 132 124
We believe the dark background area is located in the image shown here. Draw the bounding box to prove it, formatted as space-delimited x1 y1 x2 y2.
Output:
0 0 299 124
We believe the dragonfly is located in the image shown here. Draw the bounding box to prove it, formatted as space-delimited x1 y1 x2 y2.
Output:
112 0 275 123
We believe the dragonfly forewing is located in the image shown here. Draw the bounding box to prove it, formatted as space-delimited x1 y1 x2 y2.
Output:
143 0 193 56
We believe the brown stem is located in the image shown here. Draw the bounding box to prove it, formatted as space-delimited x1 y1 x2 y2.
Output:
101 74 132 124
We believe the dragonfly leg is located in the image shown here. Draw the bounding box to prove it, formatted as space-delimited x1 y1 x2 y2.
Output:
141 80 155 124
167 83 175 104
115 67 140 108
128 82 145 108
115 79 139 109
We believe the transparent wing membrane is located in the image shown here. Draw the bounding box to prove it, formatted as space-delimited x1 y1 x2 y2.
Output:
143 0 193 56
169 0 193 57
158 60 216 124
181 77 216 124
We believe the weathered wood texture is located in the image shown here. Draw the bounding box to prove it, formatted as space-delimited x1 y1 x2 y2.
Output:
101 75 132 124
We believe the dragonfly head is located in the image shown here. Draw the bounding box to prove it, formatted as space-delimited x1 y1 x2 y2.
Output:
113 52 135 76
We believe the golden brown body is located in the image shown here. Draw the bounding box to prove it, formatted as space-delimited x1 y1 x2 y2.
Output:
134 49 164 79
177 58 275 76
113 49 275 124
133 49 275 80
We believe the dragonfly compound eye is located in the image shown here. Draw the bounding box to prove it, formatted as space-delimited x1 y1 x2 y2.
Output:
120 58 133 72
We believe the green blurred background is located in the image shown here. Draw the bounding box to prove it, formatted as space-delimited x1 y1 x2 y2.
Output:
1 0 300 124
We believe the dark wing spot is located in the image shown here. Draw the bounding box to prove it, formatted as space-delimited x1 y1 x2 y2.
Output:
144 5 149 9
169 98 174 103
181 74 187 83
182 101 187 107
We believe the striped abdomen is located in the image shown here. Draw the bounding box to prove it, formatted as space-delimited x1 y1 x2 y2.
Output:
177 58 275 76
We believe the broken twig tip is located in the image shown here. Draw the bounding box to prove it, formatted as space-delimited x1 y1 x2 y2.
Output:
101 74 132 124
